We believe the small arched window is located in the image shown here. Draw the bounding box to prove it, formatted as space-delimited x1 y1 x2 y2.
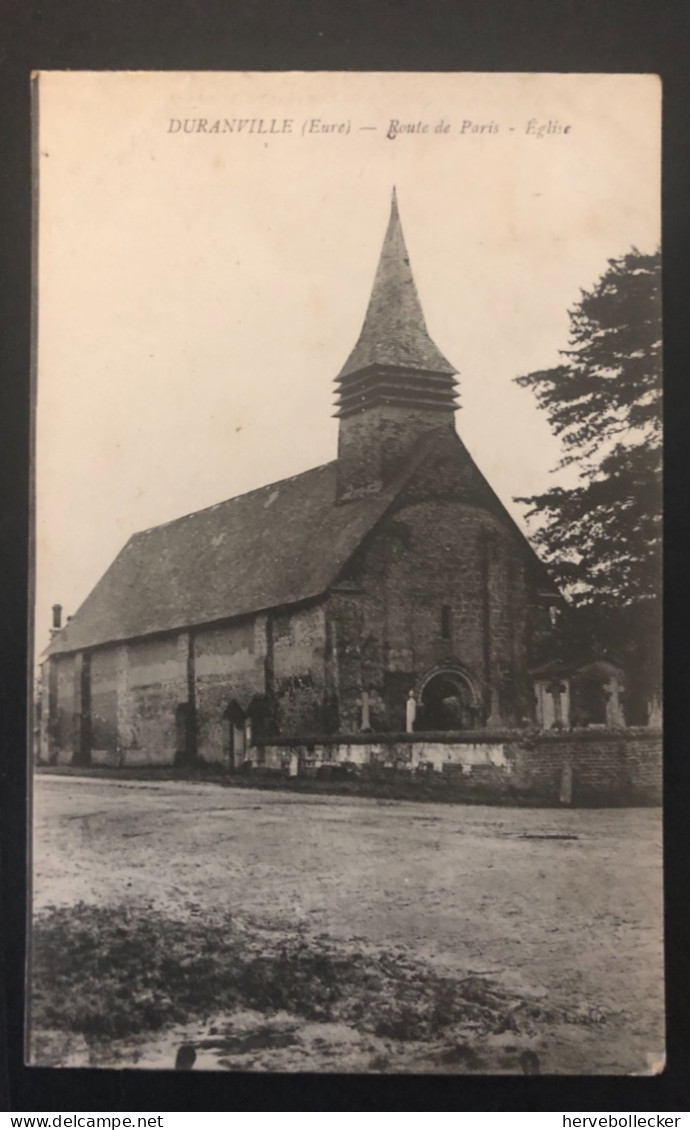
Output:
441 604 452 640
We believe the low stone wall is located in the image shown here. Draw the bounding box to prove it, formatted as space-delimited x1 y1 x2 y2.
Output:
41 724 662 806
251 729 662 806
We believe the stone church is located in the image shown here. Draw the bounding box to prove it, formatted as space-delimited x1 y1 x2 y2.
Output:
42 191 586 769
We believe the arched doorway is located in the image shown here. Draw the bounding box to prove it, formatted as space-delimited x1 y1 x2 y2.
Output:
417 668 481 732
222 700 246 771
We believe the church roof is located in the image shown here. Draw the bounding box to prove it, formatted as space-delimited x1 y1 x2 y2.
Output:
47 429 559 657
337 189 457 380
46 462 401 657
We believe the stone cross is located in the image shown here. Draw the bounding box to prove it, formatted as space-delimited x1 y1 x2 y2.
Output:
603 677 625 727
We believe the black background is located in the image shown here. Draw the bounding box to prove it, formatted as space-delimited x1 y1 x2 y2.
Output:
1 0 689 1112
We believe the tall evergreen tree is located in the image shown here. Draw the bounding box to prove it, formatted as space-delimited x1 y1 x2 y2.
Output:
515 249 661 709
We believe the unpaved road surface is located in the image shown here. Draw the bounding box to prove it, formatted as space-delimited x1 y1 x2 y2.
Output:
31 776 664 1073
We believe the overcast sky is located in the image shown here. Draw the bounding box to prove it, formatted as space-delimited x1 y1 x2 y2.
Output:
34 71 660 656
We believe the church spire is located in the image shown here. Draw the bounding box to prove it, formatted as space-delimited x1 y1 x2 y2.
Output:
335 191 460 501
336 188 458 396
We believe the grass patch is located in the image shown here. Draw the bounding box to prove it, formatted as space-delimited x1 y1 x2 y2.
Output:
31 903 556 1046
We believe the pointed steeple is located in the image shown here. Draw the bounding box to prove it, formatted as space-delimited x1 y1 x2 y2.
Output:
336 188 457 385
334 192 460 502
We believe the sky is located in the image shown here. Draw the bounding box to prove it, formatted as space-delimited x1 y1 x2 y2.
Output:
34 71 660 656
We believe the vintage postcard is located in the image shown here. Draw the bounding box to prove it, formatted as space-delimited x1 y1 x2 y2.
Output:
30 71 662 1073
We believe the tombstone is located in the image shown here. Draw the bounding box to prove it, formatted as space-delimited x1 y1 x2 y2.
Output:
647 696 662 729
485 686 503 730
360 690 371 731
405 690 416 733
545 679 567 728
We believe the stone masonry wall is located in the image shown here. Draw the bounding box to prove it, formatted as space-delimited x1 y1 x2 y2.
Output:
194 618 268 762
53 654 76 764
44 603 332 765
271 605 327 735
89 635 187 766
90 647 120 755
87 624 268 766
507 733 663 804
327 496 542 733
337 403 454 500
254 730 662 805
122 636 187 765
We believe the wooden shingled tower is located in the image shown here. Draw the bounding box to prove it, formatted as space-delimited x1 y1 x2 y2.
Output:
335 189 459 501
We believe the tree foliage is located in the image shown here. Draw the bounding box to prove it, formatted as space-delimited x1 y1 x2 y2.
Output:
516 249 661 696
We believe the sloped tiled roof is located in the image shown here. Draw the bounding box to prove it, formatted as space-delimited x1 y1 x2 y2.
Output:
48 428 559 657
338 189 456 379
47 462 402 656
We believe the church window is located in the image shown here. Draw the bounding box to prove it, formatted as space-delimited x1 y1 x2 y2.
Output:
441 604 452 640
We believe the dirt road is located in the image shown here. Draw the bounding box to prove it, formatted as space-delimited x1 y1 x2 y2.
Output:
32 776 664 1073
